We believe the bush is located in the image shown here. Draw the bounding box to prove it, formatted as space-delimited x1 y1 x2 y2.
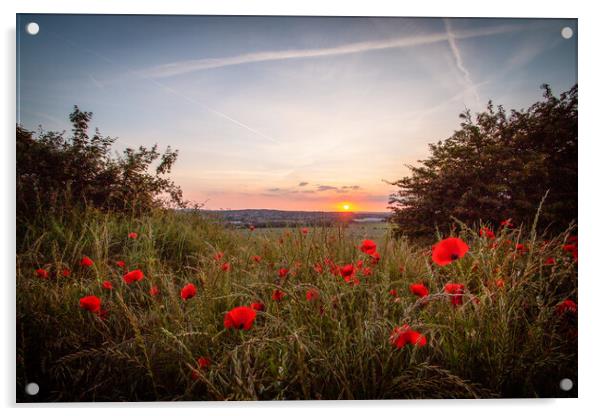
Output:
388 84 577 238
16 106 185 226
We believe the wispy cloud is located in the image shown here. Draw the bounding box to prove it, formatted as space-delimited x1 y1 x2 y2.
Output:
443 18 481 105
140 24 522 79
298 181 309 187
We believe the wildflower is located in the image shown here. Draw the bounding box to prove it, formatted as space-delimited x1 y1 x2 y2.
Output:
80 256 94 267
35 268 49 279
500 218 513 228
123 269 144 284
213 252 224 261
515 243 528 254
562 244 577 254
361 267 372 277
359 239 377 255
116 260 126 268
389 289 398 297
221 262 231 272
128 232 138 239
250 301 265 311
444 283 465 306
313 263 323 274
61 268 71 277
409 283 429 298
224 306 257 330
306 288 320 301
479 227 495 239
544 257 556 265
495 278 505 288
432 238 469 266
149 285 160 296
389 325 427 349
370 252 381 264
301 227 309 235
567 235 578 244
251 255 262 263
278 268 289 279
555 299 577 315
356 259 364 268
102 280 113 290
340 264 355 280
191 357 211 380
79 295 101 314
180 283 197 300
272 289 286 302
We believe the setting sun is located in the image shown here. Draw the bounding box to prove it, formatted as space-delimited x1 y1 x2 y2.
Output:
343 204 350 211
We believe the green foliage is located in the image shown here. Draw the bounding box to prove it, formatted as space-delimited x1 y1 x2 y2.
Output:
17 210 577 401
16 106 185 227
388 84 577 238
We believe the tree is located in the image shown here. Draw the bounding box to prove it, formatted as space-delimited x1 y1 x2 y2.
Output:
388 84 577 238
17 106 185 222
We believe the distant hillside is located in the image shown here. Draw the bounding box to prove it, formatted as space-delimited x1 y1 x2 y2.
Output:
194 209 391 228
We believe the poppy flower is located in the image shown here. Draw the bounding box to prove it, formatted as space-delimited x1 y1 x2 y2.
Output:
272 289 286 302
389 289 398 297
251 255 262 263
409 283 429 298
80 256 94 267
250 301 265 311
495 278 505 288
191 356 211 380
180 283 197 300
301 227 309 235
359 239 377 255
340 264 355 278
555 299 577 315
432 238 469 266
562 244 577 254
128 232 138 239
567 235 578 244
306 288 320 301
116 260 126 268
544 257 556 265
278 268 289 279
35 268 49 279
500 218 513 228
123 269 144 284
224 306 257 330
370 252 381 264
102 280 113 290
313 263 323 274
515 243 528 254
61 268 72 277
221 262 231 272
444 283 465 306
389 325 427 349
356 259 364 268
149 285 160 296
213 252 224 261
479 227 495 239
361 267 372 277
79 295 101 314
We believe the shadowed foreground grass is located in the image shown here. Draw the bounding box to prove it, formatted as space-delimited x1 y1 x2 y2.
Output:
16 209 577 401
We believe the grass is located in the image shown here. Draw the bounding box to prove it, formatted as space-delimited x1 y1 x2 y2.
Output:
16 208 577 401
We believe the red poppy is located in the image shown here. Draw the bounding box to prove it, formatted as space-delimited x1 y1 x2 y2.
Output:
567 235 578 244
224 306 257 330
250 301 265 311
515 243 528 254
389 289 398 297
213 252 224 261
149 285 160 296
123 269 144 284
432 238 469 266
356 259 364 268
79 295 101 313
80 256 94 267
500 218 513 228
370 252 381 264
180 283 197 300
409 283 429 298
278 268 289 279
272 289 286 302
191 356 211 380
313 263 323 274
301 227 309 235
495 278 505 288
116 260 126 268
555 299 577 315
444 283 465 306
544 257 556 265
128 232 138 239
341 264 355 278
562 244 577 254
389 325 427 349
361 267 373 277
36 268 49 279
251 255 262 263
306 288 320 301
102 280 113 290
359 239 377 255
62 268 71 277
221 262 231 272
479 227 495 239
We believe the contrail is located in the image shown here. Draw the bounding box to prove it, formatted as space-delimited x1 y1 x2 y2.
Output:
443 18 481 105
45 30 280 144
140 23 522 79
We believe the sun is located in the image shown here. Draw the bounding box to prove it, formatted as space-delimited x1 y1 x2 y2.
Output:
343 204 350 211
337 202 354 212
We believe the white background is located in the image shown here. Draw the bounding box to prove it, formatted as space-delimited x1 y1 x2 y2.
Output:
2 0 600 414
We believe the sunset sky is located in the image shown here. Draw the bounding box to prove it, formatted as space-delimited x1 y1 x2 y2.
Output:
17 15 577 212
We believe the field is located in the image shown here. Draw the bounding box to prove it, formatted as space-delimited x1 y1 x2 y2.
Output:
16 209 577 401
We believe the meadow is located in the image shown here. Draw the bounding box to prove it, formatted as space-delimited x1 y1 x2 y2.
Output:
16 208 577 401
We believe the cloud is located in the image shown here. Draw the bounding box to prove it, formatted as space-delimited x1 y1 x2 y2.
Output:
317 185 338 192
139 23 522 78
443 18 481 105
298 181 309 187
341 185 361 190
267 188 281 192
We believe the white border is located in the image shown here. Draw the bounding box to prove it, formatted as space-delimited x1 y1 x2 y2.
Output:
3 1 601 415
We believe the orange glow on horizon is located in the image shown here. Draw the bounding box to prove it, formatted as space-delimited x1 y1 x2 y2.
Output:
336 201 355 212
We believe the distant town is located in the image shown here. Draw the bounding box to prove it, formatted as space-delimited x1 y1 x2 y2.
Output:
194 209 391 228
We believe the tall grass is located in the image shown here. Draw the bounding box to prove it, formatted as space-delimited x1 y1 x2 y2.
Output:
16 208 577 401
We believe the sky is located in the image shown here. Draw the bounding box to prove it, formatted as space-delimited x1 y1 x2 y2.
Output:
16 15 577 212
